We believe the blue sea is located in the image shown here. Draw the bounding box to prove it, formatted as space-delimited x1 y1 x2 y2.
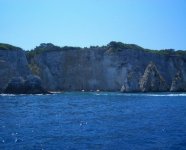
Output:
0 92 186 150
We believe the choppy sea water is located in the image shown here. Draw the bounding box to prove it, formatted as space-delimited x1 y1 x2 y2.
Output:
0 92 186 150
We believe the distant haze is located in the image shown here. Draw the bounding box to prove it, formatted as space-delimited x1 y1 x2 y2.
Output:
0 0 186 50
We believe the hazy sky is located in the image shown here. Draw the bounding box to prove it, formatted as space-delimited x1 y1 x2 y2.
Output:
0 0 186 50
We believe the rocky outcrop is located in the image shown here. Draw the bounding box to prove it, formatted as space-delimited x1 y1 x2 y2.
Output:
170 71 186 92
24 75 49 94
4 75 49 94
0 46 31 90
3 77 25 94
139 62 168 92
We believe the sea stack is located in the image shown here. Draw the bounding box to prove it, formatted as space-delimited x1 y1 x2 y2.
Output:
139 62 168 92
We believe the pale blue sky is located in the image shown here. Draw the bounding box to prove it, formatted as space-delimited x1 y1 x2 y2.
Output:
0 0 186 50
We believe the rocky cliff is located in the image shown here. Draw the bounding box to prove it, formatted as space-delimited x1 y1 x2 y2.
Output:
26 42 186 92
1 42 186 92
0 44 30 92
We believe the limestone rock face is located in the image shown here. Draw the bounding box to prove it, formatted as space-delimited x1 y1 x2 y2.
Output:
120 70 141 92
27 43 186 92
170 71 186 92
24 75 49 94
0 60 13 93
139 62 168 92
0 48 30 90
3 77 25 94
1 42 186 92
4 75 49 94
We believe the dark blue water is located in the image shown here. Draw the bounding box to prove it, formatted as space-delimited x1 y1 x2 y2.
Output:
0 93 186 150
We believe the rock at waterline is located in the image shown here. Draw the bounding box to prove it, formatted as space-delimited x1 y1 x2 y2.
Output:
3 75 49 94
24 75 49 94
170 71 186 92
3 77 25 94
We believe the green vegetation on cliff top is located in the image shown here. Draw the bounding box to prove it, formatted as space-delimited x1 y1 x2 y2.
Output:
27 41 186 57
27 43 82 58
107 41 186 56
0 43 22 50
1 42 186 57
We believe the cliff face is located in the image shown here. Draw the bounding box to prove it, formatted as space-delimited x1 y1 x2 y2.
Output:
27 43 186 92
0 42 186 92
0 47 30 91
